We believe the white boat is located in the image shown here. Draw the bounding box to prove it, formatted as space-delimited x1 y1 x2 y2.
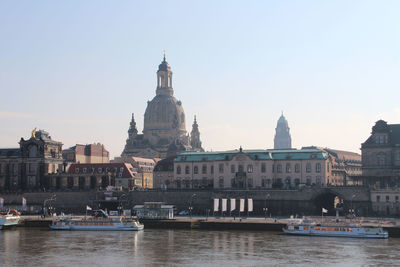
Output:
49 210 144 231
0 210 21 229
283 219 388 239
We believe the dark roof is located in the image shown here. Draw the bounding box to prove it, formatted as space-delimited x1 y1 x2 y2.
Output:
154 156 175 172
0 148 20 157
363 121 400 146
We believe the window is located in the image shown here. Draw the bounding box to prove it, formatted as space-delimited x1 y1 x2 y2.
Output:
378 153 386 166
211 165 214 174
306 176 311 186
316 163 321 173
185 166 190 174
261 163 266 173
177 166 181 174
376 195 380 202
316 176 321 185
194 166 198 174
75 168 79 173
219 178 224 188
306 163 311 173
396 196 399 203
219 164 224 173
120 167 124 172
386 195 390 203
247 164 253 173
83 168 87 173
248 178 253 188
277 164 282 173
202 164 207 174
231 165 235 173
238 165 244 172
295 178 300 185
295 163 300 173
286 163 291 173
98 168 102 173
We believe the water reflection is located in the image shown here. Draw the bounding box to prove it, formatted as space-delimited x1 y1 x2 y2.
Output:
0 229 399 266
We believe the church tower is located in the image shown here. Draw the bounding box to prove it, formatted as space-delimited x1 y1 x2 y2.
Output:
274 112 292 149
190 116 204 152
128 113 138 138
156 51 173 96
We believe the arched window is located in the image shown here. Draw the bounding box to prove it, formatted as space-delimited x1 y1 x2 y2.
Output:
176 166 181 174
231 165 235 173
377 153 386 166
185 166 190 174
202 164 207 174
247 164 253 173
194 166 199 174
286 163 291 173
295 163 300 173
277 164 282 173
306 163 311 173
261 163 266 173
316 163 321 173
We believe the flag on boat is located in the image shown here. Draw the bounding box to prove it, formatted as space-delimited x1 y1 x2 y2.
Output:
213 199 219 212
86 205 92 211
22 197 27 210
248 198 253 212
322 208 328 213
230 198 236 212
240 199 245 212
0 197 3 208
222 199 227 212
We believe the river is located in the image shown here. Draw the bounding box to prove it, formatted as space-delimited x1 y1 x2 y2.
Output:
1 228 399 266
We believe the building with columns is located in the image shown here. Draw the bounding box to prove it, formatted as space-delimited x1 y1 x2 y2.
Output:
0 129 63 191
155 147 333 190
122 54 203 159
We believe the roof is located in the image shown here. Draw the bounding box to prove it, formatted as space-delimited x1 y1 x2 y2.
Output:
0 148 20 157
154 156 175 172
174 148 328 162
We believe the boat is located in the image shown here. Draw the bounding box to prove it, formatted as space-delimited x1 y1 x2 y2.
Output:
49 209 144 231
282 218 388 239
0 210 21 229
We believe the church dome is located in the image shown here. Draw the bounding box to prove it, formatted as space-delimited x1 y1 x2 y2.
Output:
143 94 186 132
277 114 288 126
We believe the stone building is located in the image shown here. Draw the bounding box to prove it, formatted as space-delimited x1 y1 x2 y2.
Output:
304 147 362 186
274 113 292 149
122 55 203 159
0 129 63 191
360 120 400 188
155 147 333 190
370 189 400 216
153 156 175 189
62 143 109 164
112 156 155 188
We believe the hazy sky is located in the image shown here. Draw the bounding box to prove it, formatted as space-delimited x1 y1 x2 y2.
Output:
1 1 399 157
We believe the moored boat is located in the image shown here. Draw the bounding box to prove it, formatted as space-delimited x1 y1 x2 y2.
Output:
49 210 144 231
282 219 388 239
0 210 21 229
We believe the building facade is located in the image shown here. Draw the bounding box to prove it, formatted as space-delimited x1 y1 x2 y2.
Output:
274 113 292 149
122 55 203 159
46 163 137 191
112 156 155 188
155 148 332 190
0 129 63 191
62 143 109 164
360 120 400 188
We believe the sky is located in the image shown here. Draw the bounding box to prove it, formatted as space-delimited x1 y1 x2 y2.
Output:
0 1 399 157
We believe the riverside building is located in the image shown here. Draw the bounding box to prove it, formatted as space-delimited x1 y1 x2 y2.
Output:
156 147 334 190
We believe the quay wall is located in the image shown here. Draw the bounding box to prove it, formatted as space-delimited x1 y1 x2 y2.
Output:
0 187 372 216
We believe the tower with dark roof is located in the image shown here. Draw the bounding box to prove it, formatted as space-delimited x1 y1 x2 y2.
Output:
274 112 292 149
190 116 204 152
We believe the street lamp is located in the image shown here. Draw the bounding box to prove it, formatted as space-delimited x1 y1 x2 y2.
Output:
189 193 196 219
264 194 270 220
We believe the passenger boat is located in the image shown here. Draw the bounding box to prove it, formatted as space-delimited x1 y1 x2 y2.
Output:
282 219 388 239
0 210 21 229
49 210 144 231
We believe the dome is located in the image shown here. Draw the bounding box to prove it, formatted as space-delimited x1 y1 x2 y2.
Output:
144 94 186 132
